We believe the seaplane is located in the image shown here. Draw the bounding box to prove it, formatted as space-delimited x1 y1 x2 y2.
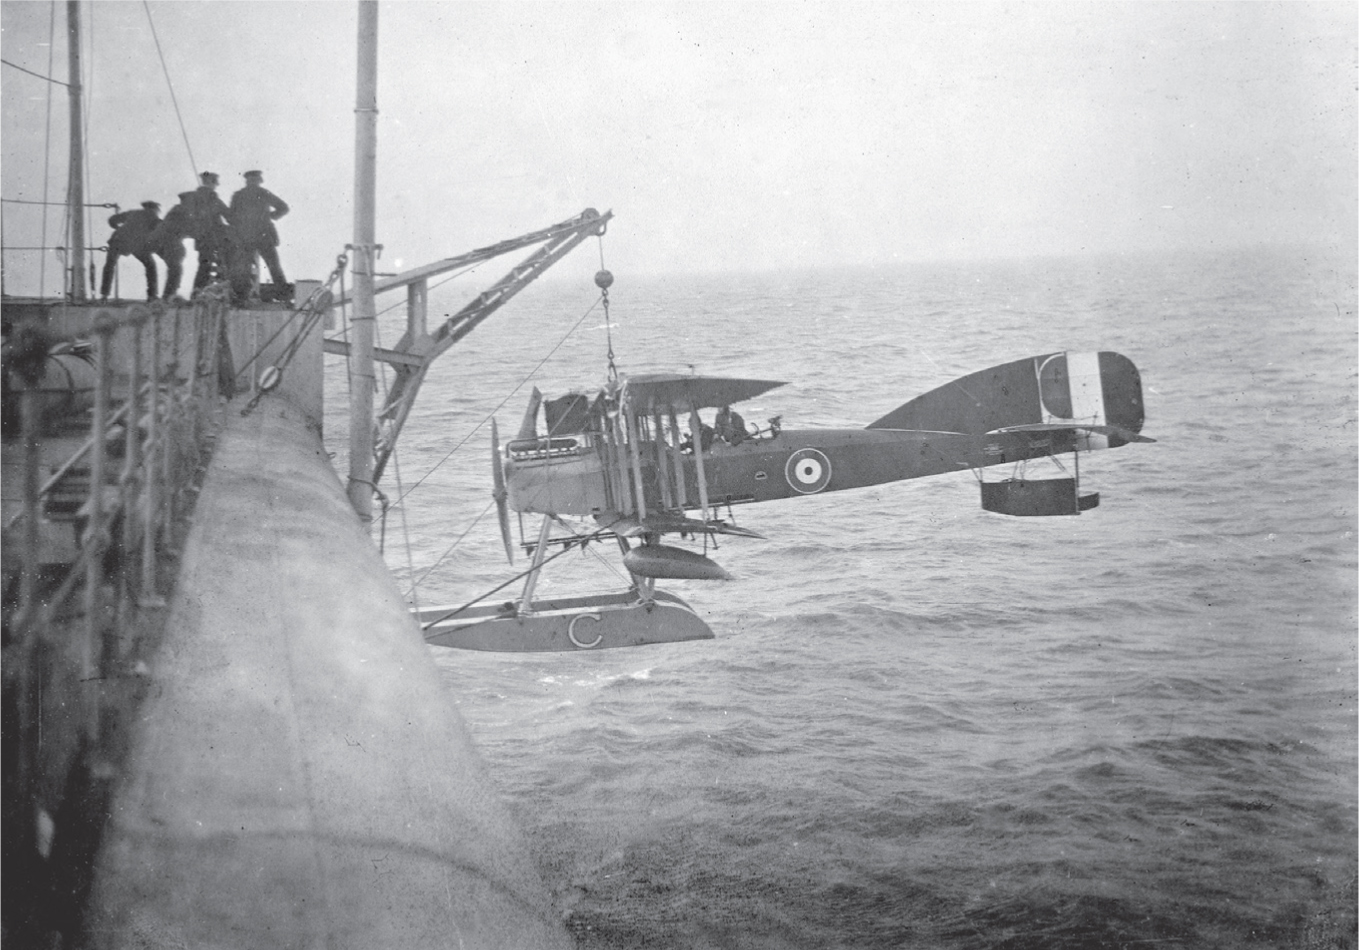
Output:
416 342 1155 652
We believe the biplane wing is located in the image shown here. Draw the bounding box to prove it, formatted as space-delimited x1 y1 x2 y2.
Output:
620 374 786 413
503 353 1153 528
449 352 1154 652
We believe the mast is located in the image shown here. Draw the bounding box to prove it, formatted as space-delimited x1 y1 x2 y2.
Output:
66 0 86 301
347 0 378 524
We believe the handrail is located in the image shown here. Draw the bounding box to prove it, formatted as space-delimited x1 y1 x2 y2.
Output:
5 289 232 784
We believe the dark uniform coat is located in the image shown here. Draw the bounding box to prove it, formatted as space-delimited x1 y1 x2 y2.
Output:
106 207 161 255
149 193 195 255
228 184 289 249
188 187 232 245
146 192 194 299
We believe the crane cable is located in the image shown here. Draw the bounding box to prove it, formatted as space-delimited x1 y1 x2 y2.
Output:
598 237 617 387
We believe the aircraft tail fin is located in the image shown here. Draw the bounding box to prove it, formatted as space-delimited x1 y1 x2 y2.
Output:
866 351 1147 445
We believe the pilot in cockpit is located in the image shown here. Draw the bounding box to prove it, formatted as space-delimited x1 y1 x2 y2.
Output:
715 404 747 445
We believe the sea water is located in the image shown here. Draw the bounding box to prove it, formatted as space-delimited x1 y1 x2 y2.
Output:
328 244 1357 948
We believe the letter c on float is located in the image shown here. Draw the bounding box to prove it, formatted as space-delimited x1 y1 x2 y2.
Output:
568 612 603 649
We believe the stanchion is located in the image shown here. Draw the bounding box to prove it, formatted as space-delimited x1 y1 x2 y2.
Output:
140 306 164 606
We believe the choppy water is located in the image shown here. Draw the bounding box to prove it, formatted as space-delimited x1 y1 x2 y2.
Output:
328 244 1357 948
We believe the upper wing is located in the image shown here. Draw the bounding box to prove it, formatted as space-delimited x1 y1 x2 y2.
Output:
621 374 786 414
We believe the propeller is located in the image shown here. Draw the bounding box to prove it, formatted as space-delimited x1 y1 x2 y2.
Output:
491 417 514 564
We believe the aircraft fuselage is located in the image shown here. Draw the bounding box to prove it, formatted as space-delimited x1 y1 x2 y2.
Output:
504 425 1079 518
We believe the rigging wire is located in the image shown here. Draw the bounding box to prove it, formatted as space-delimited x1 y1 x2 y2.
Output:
551 516 631 587
330 253 608 596
0 58 68 86
142 0 198 178
398 292 610 598
371 308 421 610
388 443 420 609
330 256 487 427
39 2 56 298
418 528 616 634
328 259 487 600
392 293 604 507
81 0 94 296
404 497 496 598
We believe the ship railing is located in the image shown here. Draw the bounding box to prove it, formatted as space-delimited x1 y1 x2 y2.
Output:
3 289 234 871
0 197 122 300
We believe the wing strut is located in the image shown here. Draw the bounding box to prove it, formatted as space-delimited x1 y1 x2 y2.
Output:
651 409 674 510
667 409 688 508
622 400 648 521
687 407 711 523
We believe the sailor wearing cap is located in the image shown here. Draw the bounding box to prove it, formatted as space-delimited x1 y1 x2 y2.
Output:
146 191 197 300
190 171 233 292
100 200 163 300
228 169 291 302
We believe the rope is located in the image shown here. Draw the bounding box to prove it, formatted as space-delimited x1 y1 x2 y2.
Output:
142 0 197 178
388 441 420 610
392 294 604 507
244 256 350 372
397 273 616 597
404 496 496 597
329 256 484 410
0 59 68 86
557 516 632 586
368 300 421 611
237 252 348 415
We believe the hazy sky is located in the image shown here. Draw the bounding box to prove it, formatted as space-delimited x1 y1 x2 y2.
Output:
2 1 1354 291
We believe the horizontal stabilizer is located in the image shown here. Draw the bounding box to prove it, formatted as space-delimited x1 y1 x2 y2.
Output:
623 544 732 580
994 423 1156 445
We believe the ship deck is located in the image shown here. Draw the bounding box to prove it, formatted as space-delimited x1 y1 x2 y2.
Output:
84 389 569 948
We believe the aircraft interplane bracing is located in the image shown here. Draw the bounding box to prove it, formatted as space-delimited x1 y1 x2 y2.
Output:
416 348 1155 652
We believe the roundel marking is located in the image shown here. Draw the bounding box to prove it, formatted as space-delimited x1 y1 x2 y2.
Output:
785 447 832 494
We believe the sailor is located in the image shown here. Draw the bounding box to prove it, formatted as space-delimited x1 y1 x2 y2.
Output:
715 404 747 445
100 200 162 300
147 191 195 300
189 171 233 293
228 169 291 303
